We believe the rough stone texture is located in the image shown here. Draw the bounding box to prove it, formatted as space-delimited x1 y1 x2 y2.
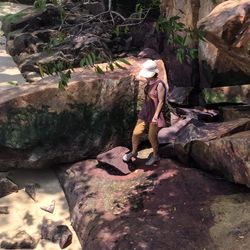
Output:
0 57 167 170
0 206 9 214
168 86 194 105
158 117 192 144
175 118 250 149
24 183 40 201
191 131 250 187
160 0 200 31
97 146 133 175
172 118 250 186
202 84 250 104
41 223 73 249
0 231 37 249
220 105 250 121
158 107 220 145
0 66 135 169
40 200 55 214
57 158 250 250
0 177 18 198
198 0 250 82
175 107 219 122
160 0 250 87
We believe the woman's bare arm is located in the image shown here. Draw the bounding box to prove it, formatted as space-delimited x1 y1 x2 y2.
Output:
152 82 165 122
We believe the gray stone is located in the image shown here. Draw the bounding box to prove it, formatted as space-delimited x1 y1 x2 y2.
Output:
0 177 18 198
0 231 37 249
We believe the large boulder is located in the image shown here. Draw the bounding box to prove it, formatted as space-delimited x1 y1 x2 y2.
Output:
0 58 166 170
191 131 250 187
172 118 250 186
57 158 250 249
198 0 250 85
160 0 250 87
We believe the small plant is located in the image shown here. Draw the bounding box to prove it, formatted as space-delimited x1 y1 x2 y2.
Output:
44 32 66 54
156 15 205 63
39 61 73 89
34 0 47 11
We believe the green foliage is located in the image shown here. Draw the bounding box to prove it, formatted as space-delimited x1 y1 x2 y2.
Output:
44 32 66 54
80 53 131 74
2 12 25 24
137 0 160 9
113 25 129 37
34 0 47 11
135 3 144 19
156 15 204 63
39 53 131 89
39 61 73 90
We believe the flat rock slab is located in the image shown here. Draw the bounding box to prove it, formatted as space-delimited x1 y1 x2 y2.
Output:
176 107 219 122
97 146 133 175
158 117 192 144
57 158 250 250
176 118 250 146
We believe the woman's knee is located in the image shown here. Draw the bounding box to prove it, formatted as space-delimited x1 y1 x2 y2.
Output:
132 121 146 137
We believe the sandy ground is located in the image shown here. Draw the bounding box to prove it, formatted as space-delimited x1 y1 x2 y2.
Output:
0 2 26 91
0 3 81 249
0 169 82 250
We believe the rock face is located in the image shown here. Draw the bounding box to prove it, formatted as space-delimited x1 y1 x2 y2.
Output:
97 146 133 175
191 131 250 187
220 105 250 121
160 0 200 31
0 64 140 170
172 118 250 186
57 158 250 250
168 86 194 105
202 84 250 105
160 0 250 87
198 0 250 84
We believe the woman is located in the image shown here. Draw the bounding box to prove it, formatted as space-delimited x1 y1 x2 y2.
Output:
123 59 168 166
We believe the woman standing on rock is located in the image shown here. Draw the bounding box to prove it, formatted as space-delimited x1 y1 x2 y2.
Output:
123 59 168 166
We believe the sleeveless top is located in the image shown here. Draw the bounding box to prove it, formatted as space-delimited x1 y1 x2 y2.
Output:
138 79 166 128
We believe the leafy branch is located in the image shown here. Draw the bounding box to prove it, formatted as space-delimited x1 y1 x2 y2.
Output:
39 53 131 89
156 15 205 63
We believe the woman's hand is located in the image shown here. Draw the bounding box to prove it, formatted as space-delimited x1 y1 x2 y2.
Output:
152 115 158 123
